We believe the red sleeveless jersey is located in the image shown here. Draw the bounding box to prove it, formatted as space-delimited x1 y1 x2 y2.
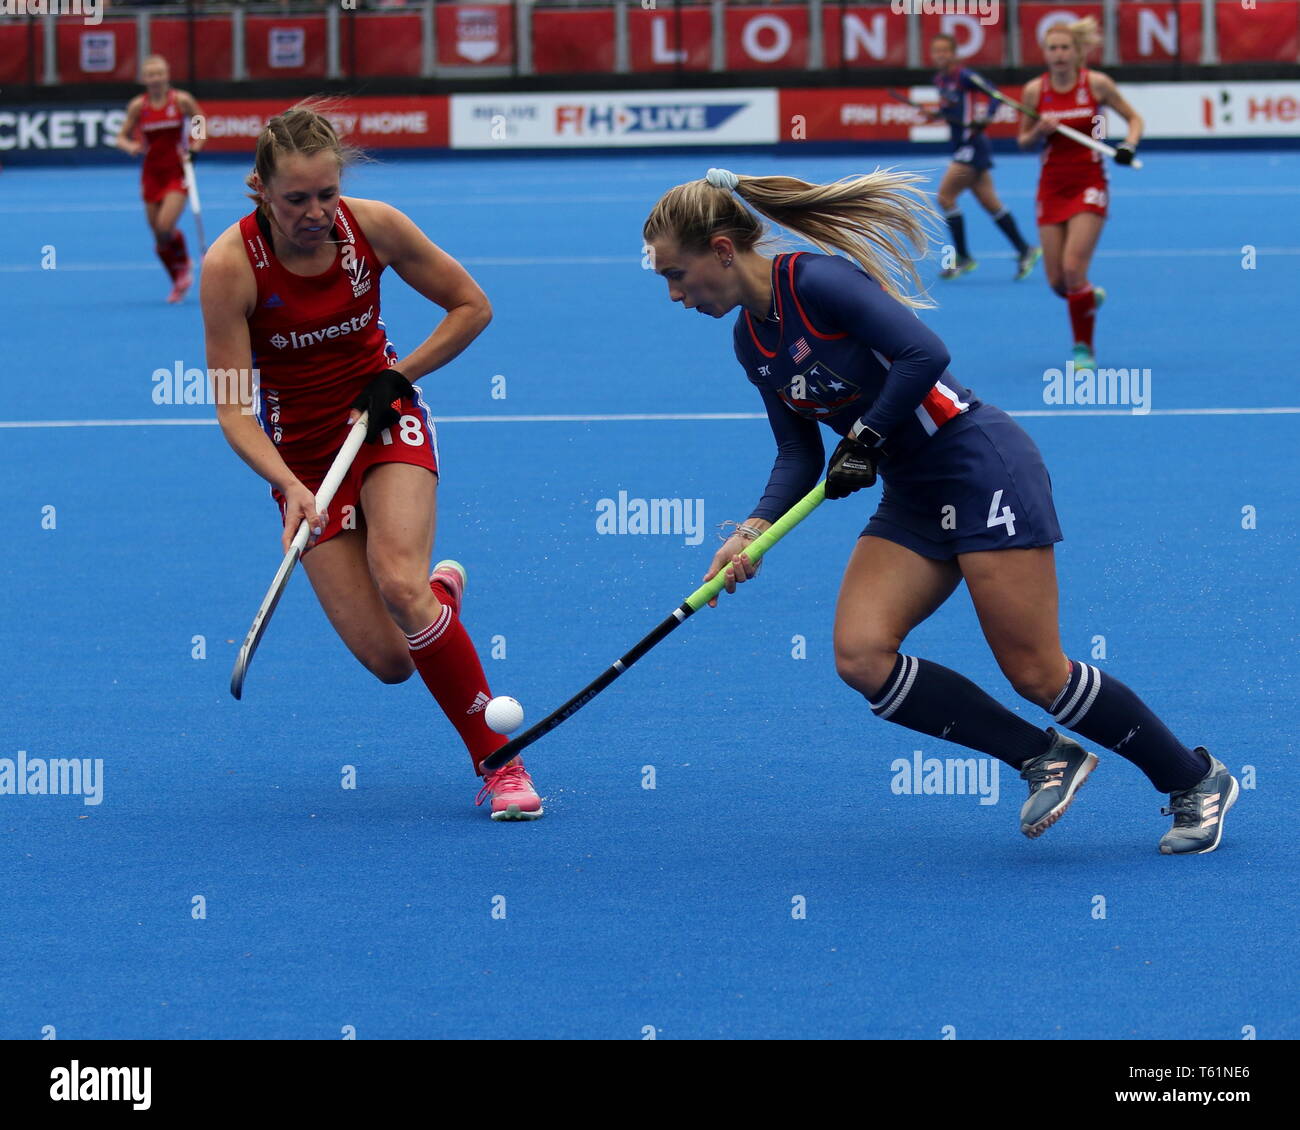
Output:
139 90 185 177
241 199 398 469
1038 68 1106 182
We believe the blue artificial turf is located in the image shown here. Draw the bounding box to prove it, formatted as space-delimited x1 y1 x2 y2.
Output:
0 148 1296 1038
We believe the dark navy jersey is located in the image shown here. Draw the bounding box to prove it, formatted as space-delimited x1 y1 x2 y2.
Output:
732 251 978 523
934 66 992 146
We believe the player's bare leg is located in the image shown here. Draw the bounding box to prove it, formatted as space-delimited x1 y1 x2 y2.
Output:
359 462 541 818
1038 221 1068 295
301 529 415 683
958 545 1094 836
358 462 439 635
833 535 961 698
1061 211 1106 367
148 190 191 302
936 163 979 279
836 535 1076 836
971 171 1037 279
958 546 1069 708
961 544 1221 848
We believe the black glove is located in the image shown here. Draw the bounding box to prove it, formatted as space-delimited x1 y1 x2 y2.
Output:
1113 144 1136 166
966 118 989 134
351 368 415 443
826 423 884 500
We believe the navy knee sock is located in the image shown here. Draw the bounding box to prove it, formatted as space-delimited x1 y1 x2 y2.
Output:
1051 661 1210 792
944 209 970 261
868 654 1052 768
992 208 1029 254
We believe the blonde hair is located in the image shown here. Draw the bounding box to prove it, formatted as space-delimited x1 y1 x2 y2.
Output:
643 170 940 309
1042 16 1101 62
245 99 367 206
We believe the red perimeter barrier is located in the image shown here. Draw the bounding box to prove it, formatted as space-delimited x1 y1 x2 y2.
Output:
437 4 516 66
1216 0 1299 63
20 3 1300 87
347 14 424 78
780 85 1022 142
196 96 449 152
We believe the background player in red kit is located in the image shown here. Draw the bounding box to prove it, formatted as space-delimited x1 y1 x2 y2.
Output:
1018 19 1143 368
114 55 205 303
200 104 543 820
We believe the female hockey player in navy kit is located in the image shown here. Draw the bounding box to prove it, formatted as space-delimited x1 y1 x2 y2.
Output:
928 33 1038 282
642 168 1236 854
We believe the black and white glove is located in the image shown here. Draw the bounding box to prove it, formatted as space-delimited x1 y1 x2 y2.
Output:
826 421 884 500
1113 144 1136 166
351 368 415 443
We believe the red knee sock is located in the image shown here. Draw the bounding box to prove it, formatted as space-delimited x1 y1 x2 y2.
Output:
155 238 177 280
1066 285 1096 350
168 231 190 274
406 605 506 774
157 232 189 279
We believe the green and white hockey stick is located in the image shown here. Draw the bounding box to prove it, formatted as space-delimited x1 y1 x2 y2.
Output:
481 481 827 771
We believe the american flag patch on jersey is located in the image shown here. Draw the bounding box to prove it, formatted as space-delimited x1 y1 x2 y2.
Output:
790 338 811 364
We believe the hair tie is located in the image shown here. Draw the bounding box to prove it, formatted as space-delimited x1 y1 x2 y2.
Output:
706 167 740 191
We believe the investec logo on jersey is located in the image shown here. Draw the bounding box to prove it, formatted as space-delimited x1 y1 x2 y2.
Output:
270 306 374 350
555 101 745 137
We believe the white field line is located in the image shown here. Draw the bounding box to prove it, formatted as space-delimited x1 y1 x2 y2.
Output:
3 247 1299 272
2 184 1298 214
2 406 1298 429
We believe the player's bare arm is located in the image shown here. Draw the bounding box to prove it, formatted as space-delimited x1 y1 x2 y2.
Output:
202 228 316 490
115 95 144 155
1017 79 1051 147
1091 72 1144 148
202 231 323 549
347 198 492 382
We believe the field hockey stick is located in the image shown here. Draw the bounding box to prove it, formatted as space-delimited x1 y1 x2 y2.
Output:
965 73 1142 168
481 481 827 772
887 89 924 111
230 412 370 700
886 90 939 119
182 152 208 255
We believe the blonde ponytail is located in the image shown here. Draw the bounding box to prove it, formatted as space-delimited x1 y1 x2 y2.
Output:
644 169 941 309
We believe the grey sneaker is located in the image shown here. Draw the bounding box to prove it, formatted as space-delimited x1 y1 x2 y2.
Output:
1159 752 1238 855
1019 729 1099 839
1015 246 1041 281
939 258 978 281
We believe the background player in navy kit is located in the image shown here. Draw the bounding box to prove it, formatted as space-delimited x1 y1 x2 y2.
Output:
929 34 1038 282
642 168 1237 855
